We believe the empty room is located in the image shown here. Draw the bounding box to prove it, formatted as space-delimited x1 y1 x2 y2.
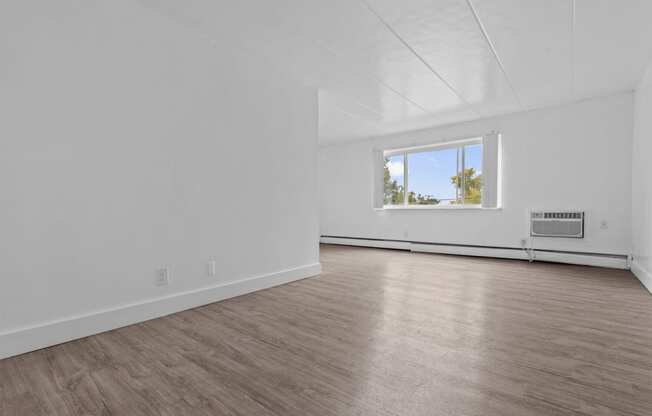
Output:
2 1 652 415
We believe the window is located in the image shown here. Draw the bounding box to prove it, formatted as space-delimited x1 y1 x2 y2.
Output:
383 138 484 207
383 154 405 205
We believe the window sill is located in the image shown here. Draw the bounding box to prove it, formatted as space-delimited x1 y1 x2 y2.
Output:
375 205 501 211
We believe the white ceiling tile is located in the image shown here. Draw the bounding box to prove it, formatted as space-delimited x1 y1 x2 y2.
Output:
286 0 469 116
469 0 573 108
320 88 478 144
319 92 387 143
366 0 521 116
574 0 652 98
138 0 652 143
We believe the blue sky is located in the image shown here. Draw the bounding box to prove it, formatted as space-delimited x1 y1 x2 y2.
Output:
387 144 482 202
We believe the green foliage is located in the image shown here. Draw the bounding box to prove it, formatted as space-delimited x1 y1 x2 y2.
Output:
450 168 482 204
408 192 440 205
383 158 440 205
383 159 404 205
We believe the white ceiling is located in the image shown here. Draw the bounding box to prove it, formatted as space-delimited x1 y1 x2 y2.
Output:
139 0 652 144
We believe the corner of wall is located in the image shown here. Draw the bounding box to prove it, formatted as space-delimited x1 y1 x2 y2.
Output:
631 58 652 295
638 60 652 90
631 260 652 294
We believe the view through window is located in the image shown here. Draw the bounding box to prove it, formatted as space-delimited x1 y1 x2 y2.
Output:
383 140 483 207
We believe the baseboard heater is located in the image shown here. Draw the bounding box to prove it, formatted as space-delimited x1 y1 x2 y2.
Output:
320 236 629 270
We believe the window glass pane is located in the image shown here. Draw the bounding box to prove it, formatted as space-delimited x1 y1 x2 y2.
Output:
383 154 404 205
462 143 482 204
407 148 459 205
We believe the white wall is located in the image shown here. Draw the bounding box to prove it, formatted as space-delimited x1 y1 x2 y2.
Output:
632 64 652 291
320 93 633 255
0 0 319 353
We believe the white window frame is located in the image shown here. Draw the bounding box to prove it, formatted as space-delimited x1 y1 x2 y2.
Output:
382 137 483 209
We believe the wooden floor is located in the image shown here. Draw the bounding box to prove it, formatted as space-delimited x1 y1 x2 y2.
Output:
2 245 652 416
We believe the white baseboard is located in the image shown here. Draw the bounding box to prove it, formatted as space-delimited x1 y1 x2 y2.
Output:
321 237 628 269
0 263 321 361
411 243 527 261
320 236 411 250
631 260 652 294
532 251 627 269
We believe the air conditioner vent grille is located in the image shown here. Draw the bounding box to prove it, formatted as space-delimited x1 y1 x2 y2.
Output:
530 211 584 238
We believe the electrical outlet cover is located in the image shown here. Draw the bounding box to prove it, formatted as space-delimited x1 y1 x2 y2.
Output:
155 267 169 286
207 260 216 277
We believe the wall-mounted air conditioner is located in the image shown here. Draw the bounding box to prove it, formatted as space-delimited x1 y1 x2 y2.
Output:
530 211 584 238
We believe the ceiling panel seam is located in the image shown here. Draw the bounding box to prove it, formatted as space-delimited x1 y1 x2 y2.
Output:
360 0 480 117
299 34 433 116
571 0 576 98
327 102 379 123
313 41 441 114
465 0 523 108
326 89 386 119
358 78 440 115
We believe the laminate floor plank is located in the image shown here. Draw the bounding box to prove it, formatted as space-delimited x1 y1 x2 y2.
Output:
1 244 651 415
